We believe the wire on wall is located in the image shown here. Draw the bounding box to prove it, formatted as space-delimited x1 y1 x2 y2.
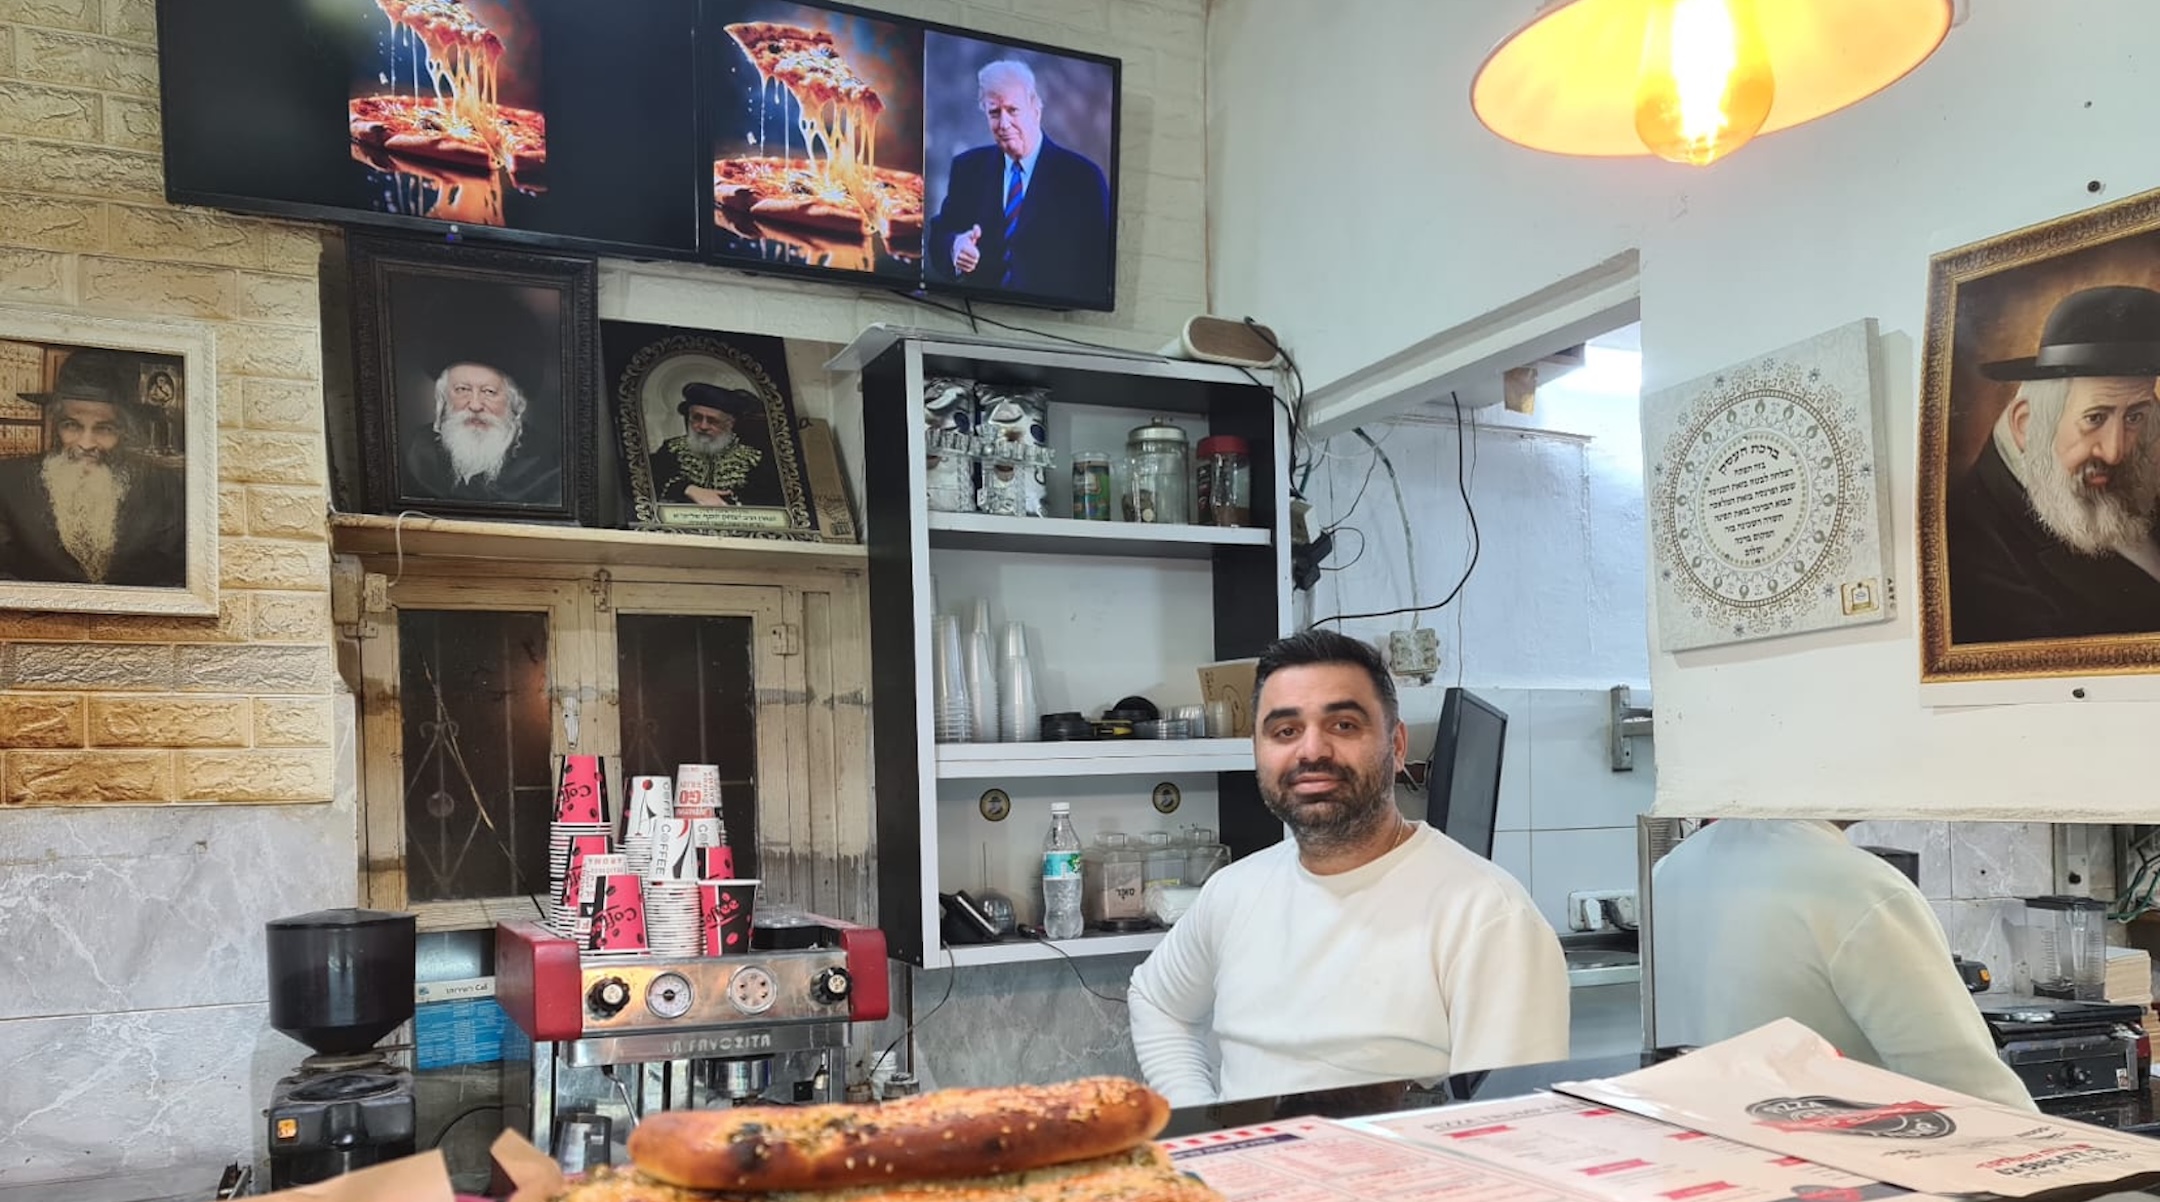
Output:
1306 389 1483 629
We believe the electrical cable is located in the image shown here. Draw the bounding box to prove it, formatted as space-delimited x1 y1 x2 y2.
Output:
1324 428 1384 532
1306 389 1482 628
428 1102 504 1150
1457 405 1479 687
1024 932 1131 1006
1319 525 1366 572
1352 427 1423 627
877 944 958 1077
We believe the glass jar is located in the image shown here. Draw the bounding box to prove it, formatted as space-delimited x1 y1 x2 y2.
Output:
1122 419 1190 524
1195 436 1252 527
1142 830 1185 892
1182 825 1229 886
1083 832 1147 926
1071 451 1113 521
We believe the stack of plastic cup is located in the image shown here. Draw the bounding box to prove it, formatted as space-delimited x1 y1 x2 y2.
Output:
998 622 1039 743
933 614 973 742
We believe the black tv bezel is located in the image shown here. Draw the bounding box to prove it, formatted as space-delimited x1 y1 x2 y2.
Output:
151 0 713 266
695 0 1123 314
1428 686 1509 859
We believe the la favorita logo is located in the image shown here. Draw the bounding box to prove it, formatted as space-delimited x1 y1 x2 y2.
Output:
1744 1097 1957 1139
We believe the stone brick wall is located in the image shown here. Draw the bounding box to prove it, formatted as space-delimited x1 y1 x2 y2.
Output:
0 0 334 807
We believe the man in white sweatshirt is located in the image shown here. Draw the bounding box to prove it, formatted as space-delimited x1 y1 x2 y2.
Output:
1127 630 1570 1106
1652 819 2036 1110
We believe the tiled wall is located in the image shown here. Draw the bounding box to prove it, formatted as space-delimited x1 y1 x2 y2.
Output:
1842 820 2057 991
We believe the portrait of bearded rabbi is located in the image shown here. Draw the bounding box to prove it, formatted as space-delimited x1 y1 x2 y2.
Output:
0 348 183 587
396 290 561 508
649 381 785 510
1949 285 2160 643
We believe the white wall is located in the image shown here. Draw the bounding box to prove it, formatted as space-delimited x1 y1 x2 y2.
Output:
1211 0 2160 821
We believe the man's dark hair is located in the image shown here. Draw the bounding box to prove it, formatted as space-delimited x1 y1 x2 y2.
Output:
1251 629 1399 729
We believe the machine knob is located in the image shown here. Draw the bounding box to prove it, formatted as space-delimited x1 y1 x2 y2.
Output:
2069 1065 2092 1086
811 966 853 1006
588 977 632 1019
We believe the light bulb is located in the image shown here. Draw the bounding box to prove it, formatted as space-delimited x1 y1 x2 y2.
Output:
1632 0 1775 166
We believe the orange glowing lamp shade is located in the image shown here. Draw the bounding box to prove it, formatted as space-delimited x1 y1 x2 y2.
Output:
1472 0 1952 166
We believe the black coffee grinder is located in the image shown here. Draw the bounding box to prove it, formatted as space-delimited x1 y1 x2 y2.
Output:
264 908 417 1188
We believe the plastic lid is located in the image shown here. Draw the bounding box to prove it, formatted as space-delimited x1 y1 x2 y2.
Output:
1051 802 1072 814
1197 435 1250 457
1127 418 1189 447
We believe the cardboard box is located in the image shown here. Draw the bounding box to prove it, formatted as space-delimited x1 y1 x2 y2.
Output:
1197 658 1259 738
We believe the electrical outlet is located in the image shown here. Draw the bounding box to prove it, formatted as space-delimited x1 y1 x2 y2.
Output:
1567 888 1637 932
1386 628 1440 683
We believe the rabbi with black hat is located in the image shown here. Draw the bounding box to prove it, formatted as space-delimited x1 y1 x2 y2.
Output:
648 382 783 509
1949 285 2160 642
0 348 184 586
395 282 560 507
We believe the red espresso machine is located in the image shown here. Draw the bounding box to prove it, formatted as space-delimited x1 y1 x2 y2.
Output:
495 914 889 1164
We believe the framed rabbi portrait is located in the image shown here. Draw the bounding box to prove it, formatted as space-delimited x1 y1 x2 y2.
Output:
0 308 218 616
1920 186 2160 681
606 321 817 539
350 234 598 524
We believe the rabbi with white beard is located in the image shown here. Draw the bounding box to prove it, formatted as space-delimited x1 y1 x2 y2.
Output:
0 348 183 586
649 383 785 509
400 359 560 505
1949 285 2160 642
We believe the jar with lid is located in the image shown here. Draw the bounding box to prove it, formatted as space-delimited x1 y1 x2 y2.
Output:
1195 436 1252 527
1122 419 1189 524
1182 825 1229 886
1083 832 1147 928
1070 451 1113 521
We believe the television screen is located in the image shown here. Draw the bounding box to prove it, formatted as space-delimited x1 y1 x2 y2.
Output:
1428 688 1508 860
700 1 926 281
157 0 701 256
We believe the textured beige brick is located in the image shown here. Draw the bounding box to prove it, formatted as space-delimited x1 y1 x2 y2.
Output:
100 94 157 152
79 255 231 319
0 190 102 252
219 538 330 591
223 323 321 380
0 137 159 202
0 245 72 303
242 378 322 433
0 694 83 748
218 484 247 536
253 222 327 275
0 612 87 641
2 0 101 31
17 27 157 96
1008 0 1106 29
105 0 155 43
219 430 323 486
179 748 332 802
254 697 332 748
107 205 255 268
245 486 325 541
88 593 247 644
0 80 99 142
175 644 331 692
249 592 331 644
233 271 316 326
9 748 170 804
89 695 248 747
8 642 173 690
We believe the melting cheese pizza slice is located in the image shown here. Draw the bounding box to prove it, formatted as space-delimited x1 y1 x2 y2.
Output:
357 0 546 175
724 21 911 245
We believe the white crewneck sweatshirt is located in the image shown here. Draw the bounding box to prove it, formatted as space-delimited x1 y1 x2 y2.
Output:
1652 819 2036 1111
1127 823 1571 1106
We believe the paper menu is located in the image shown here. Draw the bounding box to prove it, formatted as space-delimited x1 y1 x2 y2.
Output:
1373 1092 1927 1202
1554 1019 2160 1199
1165 1116 1585 1202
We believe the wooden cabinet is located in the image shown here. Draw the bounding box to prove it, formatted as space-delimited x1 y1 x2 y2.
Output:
859 336 1292 967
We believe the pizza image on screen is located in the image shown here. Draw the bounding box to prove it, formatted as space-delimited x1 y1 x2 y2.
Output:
349 0 548 224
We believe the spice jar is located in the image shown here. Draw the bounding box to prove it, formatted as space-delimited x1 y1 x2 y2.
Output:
1071 451 1112 521
1195 435 1252 527
1122 418 1189 524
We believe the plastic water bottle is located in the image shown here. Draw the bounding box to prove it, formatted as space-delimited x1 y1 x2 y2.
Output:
1042 802 1084 940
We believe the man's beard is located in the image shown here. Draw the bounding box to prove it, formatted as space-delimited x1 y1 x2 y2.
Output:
42 451 127 583
683 430 737 456
2022 440 2160 556
438 411 519 484
1258 746 1398 854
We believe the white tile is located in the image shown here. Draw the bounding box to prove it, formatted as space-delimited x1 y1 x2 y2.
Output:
1529 827 1638 931
1948 822 2052 899
1527 689 1655 832
1492 831 1533 892
1930 899 2024 994
1844 821 1953 899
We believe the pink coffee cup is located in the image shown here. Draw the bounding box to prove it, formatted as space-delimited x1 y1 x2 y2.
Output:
555 756 606 825
591 874 649 953
698 845 736 880
699 878 759 956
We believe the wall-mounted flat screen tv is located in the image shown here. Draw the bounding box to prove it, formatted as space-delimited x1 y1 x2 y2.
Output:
700 0 1121 311
157 0 703 257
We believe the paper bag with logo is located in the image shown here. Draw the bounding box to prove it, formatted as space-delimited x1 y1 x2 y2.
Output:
250 1149 457 1202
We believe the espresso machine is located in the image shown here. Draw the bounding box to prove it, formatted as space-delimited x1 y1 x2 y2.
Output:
495 913 889 1165
263 908 418 1188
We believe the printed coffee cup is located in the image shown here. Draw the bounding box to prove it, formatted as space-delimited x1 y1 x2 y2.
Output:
700 878 759 956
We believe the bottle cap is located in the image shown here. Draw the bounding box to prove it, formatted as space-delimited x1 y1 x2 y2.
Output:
1050 802 1071 815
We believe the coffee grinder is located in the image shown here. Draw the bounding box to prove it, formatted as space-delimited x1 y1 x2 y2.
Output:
263 908 418 1188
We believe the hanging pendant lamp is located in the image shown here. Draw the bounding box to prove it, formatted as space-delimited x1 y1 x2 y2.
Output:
1471 0 1953 166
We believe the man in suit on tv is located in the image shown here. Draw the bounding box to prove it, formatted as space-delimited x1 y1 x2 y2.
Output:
929 59 1111 303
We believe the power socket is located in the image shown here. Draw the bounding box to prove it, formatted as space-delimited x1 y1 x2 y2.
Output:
1386 628 1440 684
1567 889 1637 932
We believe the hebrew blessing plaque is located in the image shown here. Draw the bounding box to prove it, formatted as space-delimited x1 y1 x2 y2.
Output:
1647 319 1892 652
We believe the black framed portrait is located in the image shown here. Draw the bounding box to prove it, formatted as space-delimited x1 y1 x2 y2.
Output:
605 321 817 539
350 233 598 524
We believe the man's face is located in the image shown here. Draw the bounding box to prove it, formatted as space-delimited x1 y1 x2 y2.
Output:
1254 663 1407 848
444 363 510 426
55 398 123 463
2049 375 2155 483
982 85 1043 161
687 404 735 441
2013 375 2160 555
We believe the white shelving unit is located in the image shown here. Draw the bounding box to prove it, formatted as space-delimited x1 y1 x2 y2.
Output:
860 334 1293 968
